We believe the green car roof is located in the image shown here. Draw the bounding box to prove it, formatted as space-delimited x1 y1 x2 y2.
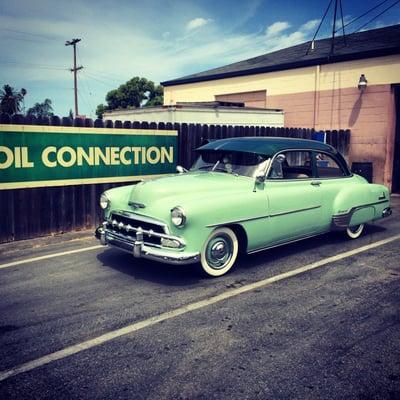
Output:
196 137 336 157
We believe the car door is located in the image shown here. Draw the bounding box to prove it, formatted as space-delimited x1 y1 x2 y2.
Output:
265 150 323 243
312 150 352 230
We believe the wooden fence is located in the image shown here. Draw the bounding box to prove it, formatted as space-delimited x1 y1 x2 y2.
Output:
0 113 350 243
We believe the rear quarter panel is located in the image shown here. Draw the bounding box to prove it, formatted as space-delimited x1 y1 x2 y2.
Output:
331 175 390 226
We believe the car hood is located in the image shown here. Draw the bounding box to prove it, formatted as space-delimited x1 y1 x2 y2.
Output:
129 172 251 210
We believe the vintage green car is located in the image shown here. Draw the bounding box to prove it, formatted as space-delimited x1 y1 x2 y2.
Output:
95 137 392 277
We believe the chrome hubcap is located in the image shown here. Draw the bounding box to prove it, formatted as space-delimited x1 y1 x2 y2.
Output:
206 235 233 270
211 241 227 259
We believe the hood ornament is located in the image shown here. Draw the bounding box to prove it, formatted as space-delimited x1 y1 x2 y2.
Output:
129 201 145 209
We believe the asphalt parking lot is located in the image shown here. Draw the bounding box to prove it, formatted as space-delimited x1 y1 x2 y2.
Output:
0 197 399 399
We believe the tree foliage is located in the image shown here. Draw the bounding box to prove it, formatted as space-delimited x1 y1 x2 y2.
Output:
96 77 163 118
27 98 54 118
0 84 27 115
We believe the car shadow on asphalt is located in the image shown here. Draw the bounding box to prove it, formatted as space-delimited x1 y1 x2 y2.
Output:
96 249 204 285
235 224 387 271
96 224 387 286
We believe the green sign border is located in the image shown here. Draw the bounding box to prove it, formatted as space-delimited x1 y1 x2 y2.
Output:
0 124 178 190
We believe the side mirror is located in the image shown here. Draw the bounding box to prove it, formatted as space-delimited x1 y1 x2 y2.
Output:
276 154 286 164
176 165 188 174
256 175 265 184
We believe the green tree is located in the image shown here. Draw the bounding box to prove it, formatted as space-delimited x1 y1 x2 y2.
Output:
27 98 54 118
146 84 164 107
96 103 109 119
0 84 27 115
96 77 164 118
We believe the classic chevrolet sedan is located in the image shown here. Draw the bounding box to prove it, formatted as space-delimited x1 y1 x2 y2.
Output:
95 137 392 277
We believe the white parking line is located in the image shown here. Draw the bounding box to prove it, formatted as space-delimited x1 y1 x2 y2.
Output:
0 245 104 270
1 233 399 382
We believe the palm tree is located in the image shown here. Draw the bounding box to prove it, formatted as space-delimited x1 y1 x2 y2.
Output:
27 98 54 118
0 85 27 115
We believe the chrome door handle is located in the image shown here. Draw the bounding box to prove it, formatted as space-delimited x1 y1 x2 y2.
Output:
310 181 321 186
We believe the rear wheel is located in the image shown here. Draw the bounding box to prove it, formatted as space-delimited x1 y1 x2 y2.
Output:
345 224 365 239
200 227 238 277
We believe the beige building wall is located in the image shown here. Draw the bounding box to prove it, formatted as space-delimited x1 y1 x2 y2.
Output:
164 55 400 187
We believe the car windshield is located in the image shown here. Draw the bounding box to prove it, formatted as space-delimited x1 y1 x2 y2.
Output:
190 151 270 178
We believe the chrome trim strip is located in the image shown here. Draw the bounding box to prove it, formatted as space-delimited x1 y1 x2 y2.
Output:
206 214 269 228
128 201 145 209
99 229 199 265
113 211 169 234
269 205 321 218
332 199 389 228
206 205 321 227
105 227 185 248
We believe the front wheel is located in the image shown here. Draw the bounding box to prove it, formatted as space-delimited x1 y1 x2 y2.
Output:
345 224 365 239
200 227 238 277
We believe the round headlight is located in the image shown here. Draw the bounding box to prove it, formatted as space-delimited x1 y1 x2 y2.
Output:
171 206 186 227
100 193 110 210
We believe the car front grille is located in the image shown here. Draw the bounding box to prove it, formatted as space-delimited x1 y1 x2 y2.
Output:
107 212 167 246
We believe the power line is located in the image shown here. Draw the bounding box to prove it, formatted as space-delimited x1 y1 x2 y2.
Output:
0 28 58 41
0 60 68 70
77 89 92 118
83 71 120 88
352 0 400 32
330 0 339 55
0 35 55 45
85 69 125 85
338 0 346 45
335 0 391 32
86 69 126 83
76 50 97 115
79 73 97 117
306 0 333 54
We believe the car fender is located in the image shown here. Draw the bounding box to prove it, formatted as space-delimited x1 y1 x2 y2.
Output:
169 189 267 253
332 183 390 228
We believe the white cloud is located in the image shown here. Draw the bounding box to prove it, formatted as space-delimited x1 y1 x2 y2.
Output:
300 19 320 32
263 18 327 52
265 21 290 37
186 17 212 31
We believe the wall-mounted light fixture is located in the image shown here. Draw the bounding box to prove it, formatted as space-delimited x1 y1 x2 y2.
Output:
358 74 368 91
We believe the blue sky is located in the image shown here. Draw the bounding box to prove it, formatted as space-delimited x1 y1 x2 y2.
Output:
1 0 399 118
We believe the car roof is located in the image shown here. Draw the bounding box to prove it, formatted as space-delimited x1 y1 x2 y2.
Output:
196 136 336 156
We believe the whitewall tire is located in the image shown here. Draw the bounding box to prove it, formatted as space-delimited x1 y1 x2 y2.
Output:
345 224 365 239
200 227 239 277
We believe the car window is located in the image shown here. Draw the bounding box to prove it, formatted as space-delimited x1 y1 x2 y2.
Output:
191 151 270 178
315 153 346 178
268 151 312 180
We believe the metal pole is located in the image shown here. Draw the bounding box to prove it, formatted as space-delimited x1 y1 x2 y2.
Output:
330 0 338 55
65 38 83 118
73 42 78 117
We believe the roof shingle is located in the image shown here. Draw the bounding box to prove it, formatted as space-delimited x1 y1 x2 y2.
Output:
162 24 400 87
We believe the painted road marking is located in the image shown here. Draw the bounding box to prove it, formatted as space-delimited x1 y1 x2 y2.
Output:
0 245 104 270
1 233 400 382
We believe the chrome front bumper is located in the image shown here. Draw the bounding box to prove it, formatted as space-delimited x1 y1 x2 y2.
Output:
95 225 199 265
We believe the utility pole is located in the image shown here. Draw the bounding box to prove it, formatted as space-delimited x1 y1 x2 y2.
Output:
65 38 83 118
